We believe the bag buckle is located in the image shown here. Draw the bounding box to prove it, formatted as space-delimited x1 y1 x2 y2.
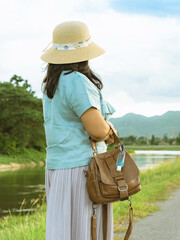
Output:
93 148 98 154
92 148 98 157
128 196 132 207
118 183 128 192
83 170 87 177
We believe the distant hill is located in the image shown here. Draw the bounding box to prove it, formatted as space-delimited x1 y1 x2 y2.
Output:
109 111 180 138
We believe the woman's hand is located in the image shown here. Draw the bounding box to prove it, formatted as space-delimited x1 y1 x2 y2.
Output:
104 128 115 144
105 121 119 145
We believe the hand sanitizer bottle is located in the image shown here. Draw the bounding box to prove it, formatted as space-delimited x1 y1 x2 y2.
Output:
116 144 125 171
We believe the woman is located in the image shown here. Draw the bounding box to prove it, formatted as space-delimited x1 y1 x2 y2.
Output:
41 21 118 240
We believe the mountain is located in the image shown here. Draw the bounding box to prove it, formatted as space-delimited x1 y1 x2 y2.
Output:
109 111 180 138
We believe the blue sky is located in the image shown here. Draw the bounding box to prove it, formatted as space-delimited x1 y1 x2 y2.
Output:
110 0 180 16
0 0 180 117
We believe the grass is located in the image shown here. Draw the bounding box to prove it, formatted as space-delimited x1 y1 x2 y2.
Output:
0 194 47 240
0 157 180 240
0 148 46 166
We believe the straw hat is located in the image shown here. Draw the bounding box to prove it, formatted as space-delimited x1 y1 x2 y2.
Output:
40 21 105 64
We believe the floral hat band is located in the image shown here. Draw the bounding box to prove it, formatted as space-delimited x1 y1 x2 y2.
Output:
53 37 92 50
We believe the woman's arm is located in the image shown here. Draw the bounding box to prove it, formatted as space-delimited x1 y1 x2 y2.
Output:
80 107 118 144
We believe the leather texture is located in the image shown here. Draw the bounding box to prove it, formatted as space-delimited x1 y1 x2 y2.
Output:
91 215 97 240
102 204 107 240
86 145 141 204
84 122 141 240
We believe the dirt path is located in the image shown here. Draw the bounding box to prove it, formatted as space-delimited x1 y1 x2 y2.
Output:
116 187 180 240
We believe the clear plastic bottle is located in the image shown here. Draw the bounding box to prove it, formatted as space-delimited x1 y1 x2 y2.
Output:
116 144 125 171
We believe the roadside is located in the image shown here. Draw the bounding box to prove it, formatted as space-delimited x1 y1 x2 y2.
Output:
116 187 180 240
132 187 180 240
113 156 180 239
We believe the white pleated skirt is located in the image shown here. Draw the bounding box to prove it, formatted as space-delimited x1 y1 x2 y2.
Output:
45 164 114 240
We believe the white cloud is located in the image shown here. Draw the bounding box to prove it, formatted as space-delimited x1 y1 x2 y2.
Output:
106 91 180 117
0 1 180 117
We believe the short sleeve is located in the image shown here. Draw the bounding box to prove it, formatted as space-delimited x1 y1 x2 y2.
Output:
65 72 101 118
101 98 116 120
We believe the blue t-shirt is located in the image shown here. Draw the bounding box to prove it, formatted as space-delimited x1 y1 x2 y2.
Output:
42 70 116 169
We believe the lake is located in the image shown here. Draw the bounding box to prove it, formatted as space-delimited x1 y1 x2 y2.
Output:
134 150 180 170
0 167 45 219
0 151 180 218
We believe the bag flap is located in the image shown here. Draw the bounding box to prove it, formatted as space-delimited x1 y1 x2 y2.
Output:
95 149 121 185
94 149 140 185
95 156 116 185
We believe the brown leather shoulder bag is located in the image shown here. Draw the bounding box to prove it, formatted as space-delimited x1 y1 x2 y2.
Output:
83 123 141 240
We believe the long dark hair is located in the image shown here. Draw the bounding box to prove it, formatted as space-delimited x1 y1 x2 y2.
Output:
41 61 103 99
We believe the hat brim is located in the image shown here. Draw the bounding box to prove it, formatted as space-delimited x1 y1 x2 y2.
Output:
40 41 105 64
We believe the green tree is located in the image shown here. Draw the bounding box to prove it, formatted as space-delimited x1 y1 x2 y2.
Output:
150 134 155 145
0 76 45 154
168 138 175 145
10 75 35 95
176 133 180 145
137 136 147 145
163 134 168 143
122 135 137 145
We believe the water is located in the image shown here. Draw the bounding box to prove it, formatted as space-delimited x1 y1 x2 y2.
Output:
0 167 45 218
134 150 180 170
0 151 179 218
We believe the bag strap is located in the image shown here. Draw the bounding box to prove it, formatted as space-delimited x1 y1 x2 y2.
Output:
91 204 107 240
124 200 133 240
102 204 107 240
90 137 98 156
102 202 133 240
91 201 133 240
